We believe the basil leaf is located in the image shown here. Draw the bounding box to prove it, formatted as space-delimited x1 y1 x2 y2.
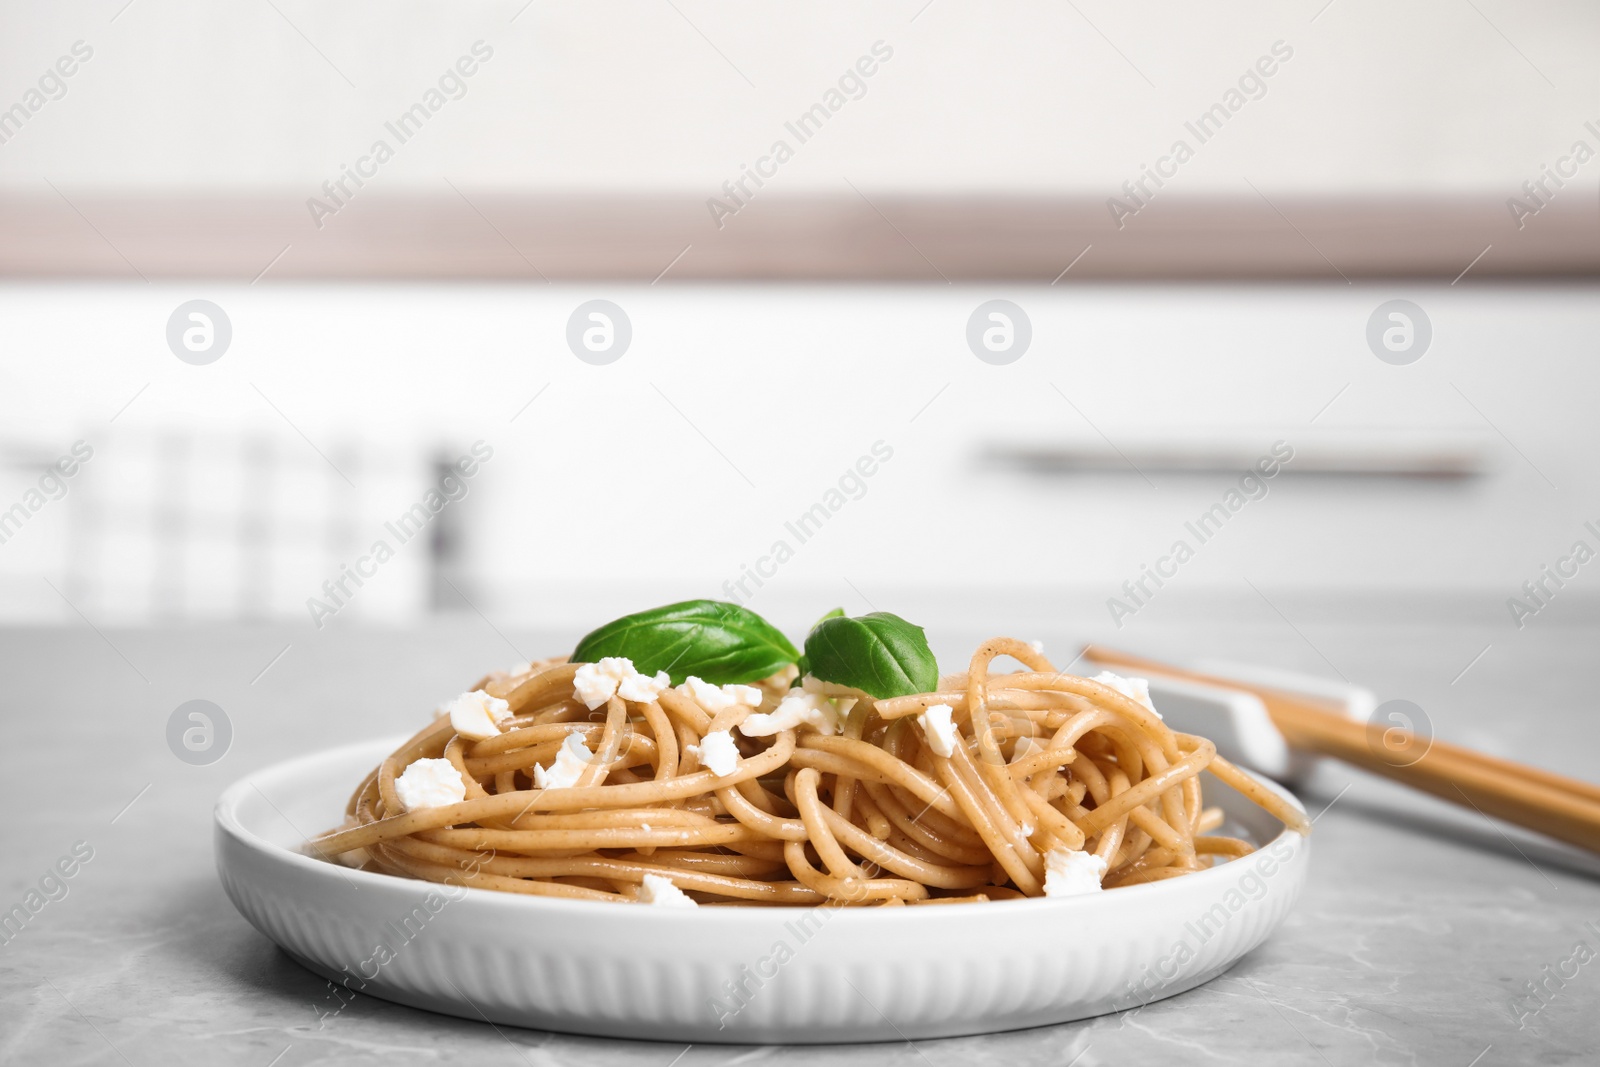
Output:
571 600 800 686
794 607 846 682
803 612 939 699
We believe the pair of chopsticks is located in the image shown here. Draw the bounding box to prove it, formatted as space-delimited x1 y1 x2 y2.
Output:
1083 645 1600 856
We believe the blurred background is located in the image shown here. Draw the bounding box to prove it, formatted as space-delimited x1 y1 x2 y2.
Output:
9 10 1600 1058
1 0 1597 638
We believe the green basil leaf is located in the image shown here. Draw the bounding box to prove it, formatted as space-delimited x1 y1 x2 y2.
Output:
571 600 800 686
803 611 939 699
793 607 845 682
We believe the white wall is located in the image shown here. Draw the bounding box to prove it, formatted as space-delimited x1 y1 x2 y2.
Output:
0 1 1595 198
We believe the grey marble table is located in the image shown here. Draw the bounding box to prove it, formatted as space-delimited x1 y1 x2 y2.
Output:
3 602 1598 1066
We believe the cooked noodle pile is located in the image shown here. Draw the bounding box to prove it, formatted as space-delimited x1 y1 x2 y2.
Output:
313 638 1308 906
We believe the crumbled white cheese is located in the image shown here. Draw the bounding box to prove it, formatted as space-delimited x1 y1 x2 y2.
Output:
573 657 670 710
617 666 671 703
676 676 763 712
447 689 513 741
697 729 741 776
1043 848 1108 897
1018 822 1035 839
1027 639 1045 655
534 732 594 790
678 676 726 710
573 659 622 709
1091 671 1162 719
739 687 854 737
727 684 763 706
394 758 467 812
916 703 960 758
638 873 698 907
506 660 533 677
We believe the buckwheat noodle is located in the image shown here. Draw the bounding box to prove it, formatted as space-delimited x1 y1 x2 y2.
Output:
312 638 1309 905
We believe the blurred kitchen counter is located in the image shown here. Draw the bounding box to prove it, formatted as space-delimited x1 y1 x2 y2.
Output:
3 599 1599 1066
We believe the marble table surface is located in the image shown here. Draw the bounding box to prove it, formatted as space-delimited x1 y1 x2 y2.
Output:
3 605 1599 1066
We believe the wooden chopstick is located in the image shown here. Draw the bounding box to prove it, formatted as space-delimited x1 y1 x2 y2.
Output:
1082 643 1600 808
1081 645 1600 855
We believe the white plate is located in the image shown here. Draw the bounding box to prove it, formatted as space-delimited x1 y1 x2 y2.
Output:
215 737 1309 1043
